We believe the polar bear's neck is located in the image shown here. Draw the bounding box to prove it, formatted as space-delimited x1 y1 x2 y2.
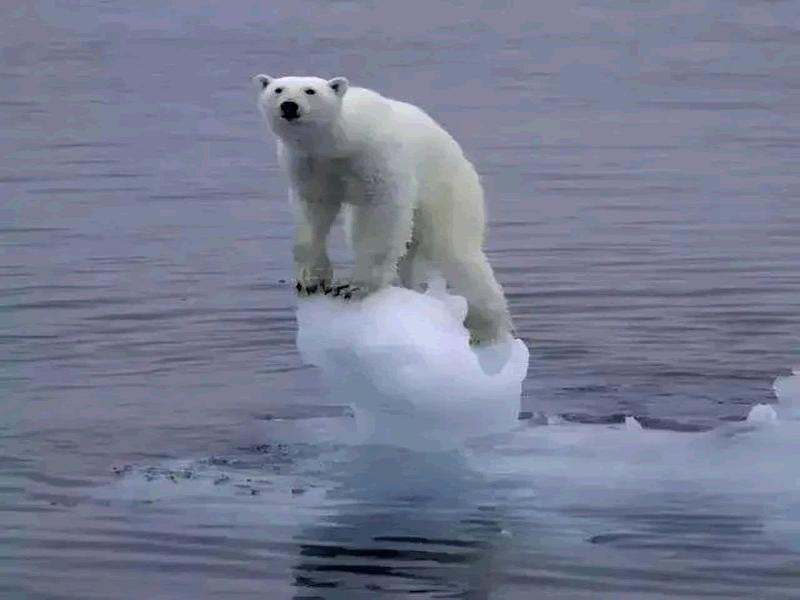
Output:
275 119 353 158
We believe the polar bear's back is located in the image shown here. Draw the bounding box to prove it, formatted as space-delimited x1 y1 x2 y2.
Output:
342 87 467 164
340 86 485 244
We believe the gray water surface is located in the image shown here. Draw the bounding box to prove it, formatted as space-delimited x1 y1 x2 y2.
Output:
2 0 799 598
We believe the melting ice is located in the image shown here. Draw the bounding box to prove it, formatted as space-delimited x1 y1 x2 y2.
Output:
294 286 800 553
94 284 800 586
295 280 530 452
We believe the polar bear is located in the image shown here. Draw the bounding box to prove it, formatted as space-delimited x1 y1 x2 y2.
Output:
254 74 514 345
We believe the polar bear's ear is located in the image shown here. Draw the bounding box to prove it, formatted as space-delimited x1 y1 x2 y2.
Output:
253 74 272 90
327 77 349 97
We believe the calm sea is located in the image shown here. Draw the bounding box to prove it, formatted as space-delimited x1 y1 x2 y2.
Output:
2 0 798 598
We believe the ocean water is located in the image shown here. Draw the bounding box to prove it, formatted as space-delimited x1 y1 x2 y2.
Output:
2 0 799 598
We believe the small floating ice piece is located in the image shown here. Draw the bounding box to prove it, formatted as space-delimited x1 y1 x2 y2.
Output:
773 368 800 418
746 403 778 424
625 416 643 431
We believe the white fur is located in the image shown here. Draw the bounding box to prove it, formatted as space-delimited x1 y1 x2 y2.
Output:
254 74 514 345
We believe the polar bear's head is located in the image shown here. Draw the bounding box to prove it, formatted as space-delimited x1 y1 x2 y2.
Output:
253 75 349 134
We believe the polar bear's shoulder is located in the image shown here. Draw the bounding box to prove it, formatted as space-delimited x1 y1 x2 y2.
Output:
342 87 434 134
341 86 392 117
342 86 384 104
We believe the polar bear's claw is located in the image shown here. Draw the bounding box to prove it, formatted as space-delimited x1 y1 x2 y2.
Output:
295 279 370 299
329 284 349 297
324 281 374 301
295 280 330 296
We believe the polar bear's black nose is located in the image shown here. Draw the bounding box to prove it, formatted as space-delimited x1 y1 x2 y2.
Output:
280 101 300 120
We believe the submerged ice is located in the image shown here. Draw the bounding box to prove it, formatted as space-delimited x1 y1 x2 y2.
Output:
295 281 529 451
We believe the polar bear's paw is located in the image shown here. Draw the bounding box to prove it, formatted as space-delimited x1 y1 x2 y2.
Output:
294 279 330 296
325 280 381 301
294 279 380 300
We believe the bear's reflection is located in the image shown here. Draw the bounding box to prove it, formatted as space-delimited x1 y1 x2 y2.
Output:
289 445 508 599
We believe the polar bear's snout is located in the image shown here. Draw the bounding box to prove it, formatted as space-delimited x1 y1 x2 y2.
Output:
280 100 300 121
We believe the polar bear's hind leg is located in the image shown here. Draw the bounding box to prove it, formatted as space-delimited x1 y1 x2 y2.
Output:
440 252 514 345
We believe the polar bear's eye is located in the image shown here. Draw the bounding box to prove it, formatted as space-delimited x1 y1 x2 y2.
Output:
305 88 316 95
274 87 283 94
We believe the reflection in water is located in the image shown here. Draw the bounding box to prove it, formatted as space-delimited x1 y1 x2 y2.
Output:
290 446 507 598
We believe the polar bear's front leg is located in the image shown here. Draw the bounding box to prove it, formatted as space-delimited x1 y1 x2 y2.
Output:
344 199 414 299
293 197 341 295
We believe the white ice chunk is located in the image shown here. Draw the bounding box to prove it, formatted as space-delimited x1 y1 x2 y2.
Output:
773 367 800 419
295 283 529 451
624 416 643 431
746 403 778 424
